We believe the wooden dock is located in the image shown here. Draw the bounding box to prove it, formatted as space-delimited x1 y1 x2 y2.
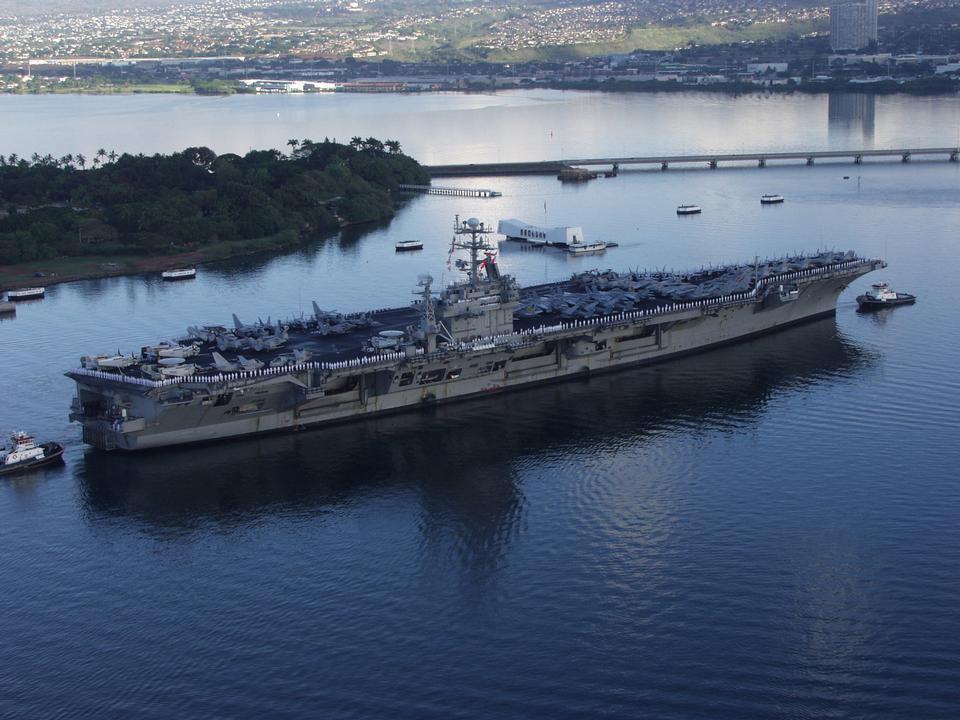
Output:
399 184 502 198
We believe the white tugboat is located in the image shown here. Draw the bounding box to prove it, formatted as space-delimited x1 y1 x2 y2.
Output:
0 432 64 476
856 282 916 310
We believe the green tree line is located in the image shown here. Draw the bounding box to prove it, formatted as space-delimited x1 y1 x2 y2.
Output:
0 138 428 265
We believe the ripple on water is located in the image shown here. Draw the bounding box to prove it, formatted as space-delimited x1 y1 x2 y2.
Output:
2 109 960 717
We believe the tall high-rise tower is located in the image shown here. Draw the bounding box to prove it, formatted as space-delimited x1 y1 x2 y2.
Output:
865 0 878 44
830 0 878 51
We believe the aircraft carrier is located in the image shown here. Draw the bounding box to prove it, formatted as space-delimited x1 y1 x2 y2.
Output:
67 216 885 451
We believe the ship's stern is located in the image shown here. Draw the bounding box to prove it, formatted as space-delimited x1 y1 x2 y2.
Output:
67 374 151 451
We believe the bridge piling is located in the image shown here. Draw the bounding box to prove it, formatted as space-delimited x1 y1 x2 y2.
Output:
425 147 960 177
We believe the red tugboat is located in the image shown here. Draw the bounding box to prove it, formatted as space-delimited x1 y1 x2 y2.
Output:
0 432 64 476
856 282 916 310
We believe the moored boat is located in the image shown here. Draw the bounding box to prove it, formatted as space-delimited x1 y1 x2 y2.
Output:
6 287 45 300
856 282 916 309
566 241 611 255
677 205 702 215
558 167 597 182
0 432 64 476
395 240 424 252
161 268 197 281
761 194 785 204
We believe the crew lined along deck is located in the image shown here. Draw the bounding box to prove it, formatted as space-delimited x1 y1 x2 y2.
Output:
69 257 878 389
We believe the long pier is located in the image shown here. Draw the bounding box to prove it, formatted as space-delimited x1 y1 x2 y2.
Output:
426 147 960 177
399 183 502 197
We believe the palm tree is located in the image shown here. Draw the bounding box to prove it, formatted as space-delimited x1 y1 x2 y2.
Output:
31 152 41 165
96 148 107 163
287 138 300 154
349 136 363 150
76 153 86 169
385 140 401 154
108 150 117 163
7 153 17 165
364 137 384 153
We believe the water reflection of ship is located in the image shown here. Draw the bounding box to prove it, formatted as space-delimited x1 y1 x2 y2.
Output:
79 317 873 559
828 93 876 144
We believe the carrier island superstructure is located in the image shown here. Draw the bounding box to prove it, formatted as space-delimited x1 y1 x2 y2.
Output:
67 217 885 451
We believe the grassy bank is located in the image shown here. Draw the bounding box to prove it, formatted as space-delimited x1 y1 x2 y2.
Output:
479 20 826 62
1 78 238 96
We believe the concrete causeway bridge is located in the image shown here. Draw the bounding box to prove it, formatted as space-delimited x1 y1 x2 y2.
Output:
426 147 960 177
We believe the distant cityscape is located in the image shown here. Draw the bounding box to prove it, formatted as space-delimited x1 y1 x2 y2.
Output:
0 0 958 94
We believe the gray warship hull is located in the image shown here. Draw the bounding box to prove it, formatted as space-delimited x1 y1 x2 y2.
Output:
67 253 883 452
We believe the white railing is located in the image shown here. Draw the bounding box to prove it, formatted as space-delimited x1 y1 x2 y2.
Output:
452 257 876 351
71 349 414 389
71 258 877 390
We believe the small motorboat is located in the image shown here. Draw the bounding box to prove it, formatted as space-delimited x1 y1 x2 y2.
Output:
566 241 610 255
0 431 64 477
761 194 785 204
856 282 916 310
677 205 702 215
161 268 196 281
6 287 45 300
395 240 424 252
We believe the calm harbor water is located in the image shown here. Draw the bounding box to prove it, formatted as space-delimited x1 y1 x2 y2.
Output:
2 91 960 718
2 88 959 162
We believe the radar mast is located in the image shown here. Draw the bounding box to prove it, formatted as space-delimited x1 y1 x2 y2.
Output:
452 215 496 286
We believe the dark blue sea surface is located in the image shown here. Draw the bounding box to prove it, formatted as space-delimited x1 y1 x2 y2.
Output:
1 92 959 718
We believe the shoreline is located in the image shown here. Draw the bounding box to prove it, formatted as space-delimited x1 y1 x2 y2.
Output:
2 78 959 98
2 250 218 291
0 140 425 294
0 229 352 292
